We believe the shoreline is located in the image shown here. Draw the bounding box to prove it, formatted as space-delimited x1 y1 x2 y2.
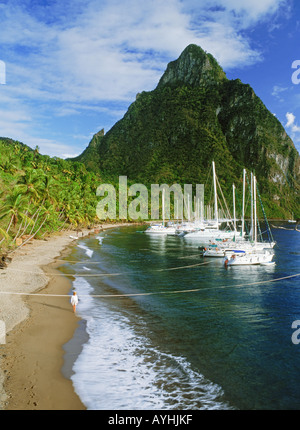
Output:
0 222 139 410
2 258 86 410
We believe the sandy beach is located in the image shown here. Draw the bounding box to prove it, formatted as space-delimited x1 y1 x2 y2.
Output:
0 223 136 410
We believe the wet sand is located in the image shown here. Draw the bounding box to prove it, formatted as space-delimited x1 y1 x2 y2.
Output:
0 223 138 410
2 261 86 410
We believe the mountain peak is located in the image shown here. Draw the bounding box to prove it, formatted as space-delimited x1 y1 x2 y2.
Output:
156 44 227 89
73 44 299 217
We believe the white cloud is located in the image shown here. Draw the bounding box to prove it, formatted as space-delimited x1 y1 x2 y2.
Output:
272 85 288 100
221 0 285 18
0 0 288 106
0 0 290 156
292 124 300 133
286 112 296 128
194 0 288 29
285 112 300 144
189 20 262 68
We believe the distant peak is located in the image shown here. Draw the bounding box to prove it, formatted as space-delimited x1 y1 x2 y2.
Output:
88 128 105 149
94 128 105 138
157 44 227 89
182 44 207 56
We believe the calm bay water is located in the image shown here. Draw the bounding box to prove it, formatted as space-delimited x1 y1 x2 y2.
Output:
60 224 300 410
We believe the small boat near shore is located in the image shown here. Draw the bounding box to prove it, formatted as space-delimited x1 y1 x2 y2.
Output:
223 249 275 267
144 188 177 235
288 212 296 223
145 223 176 235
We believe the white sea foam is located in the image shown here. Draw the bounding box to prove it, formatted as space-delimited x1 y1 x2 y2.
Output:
96 236 104 245
77 244 94 258
70 279 233 410
72 277 94 313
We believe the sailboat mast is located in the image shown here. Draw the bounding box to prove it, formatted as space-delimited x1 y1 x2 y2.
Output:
251 172 254 241
162 188 165 226
253 175 257 243
212 161 218 227
242 168 246 237
233 183 236 232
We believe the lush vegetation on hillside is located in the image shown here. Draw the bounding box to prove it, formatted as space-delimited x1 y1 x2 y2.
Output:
0 138 103 253
2 42 299 252
75 45 299 220
81 83 299 219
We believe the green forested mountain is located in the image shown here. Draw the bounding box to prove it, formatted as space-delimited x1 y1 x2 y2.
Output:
1 44 299 254
71 129 104 173
0 138 102 253
75 44 300 219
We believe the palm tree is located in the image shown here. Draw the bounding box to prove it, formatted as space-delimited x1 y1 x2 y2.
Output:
0 192 28 244
15 167 46 204
0 225 9 245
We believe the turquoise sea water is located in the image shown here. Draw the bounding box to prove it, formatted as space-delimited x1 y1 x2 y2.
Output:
60 224 300 410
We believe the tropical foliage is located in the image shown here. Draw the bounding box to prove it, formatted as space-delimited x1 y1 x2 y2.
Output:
0 138 103 253
1 43 299 252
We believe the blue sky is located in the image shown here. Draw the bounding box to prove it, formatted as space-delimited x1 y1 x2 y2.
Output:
0 0 300 158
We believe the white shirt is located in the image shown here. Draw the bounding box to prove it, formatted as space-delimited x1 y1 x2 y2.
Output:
71 294 78 306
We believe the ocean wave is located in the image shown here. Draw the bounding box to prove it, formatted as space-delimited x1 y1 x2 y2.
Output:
77 244 94 258
70 298 233 410
96 236 104 245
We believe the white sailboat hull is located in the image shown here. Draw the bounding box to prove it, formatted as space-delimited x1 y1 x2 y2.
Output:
224 250 274 266
184 229 237 241
145 225 176 235
203 239 276 257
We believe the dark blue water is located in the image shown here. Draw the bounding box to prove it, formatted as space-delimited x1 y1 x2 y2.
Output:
60 223 300 410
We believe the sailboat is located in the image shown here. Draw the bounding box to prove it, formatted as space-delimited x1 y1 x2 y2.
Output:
223 173 275 266
184 161 241 242
204 170 275 258
145 189 176 235
174 193 201 235
223 249 275 266
288 213 296 223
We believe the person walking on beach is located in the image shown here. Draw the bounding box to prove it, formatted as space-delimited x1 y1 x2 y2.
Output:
71 291 78 313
